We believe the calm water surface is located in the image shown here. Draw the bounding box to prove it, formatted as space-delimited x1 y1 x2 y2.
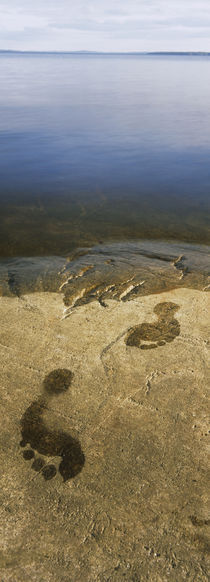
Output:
0 54 210 257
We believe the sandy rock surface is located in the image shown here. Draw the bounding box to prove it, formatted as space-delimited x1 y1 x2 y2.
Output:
0 288 209 581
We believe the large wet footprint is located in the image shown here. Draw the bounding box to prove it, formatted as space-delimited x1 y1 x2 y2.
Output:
20 369 85 482
126 302 180 349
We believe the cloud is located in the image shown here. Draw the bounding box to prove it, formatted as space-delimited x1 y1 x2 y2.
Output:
0 0 209 51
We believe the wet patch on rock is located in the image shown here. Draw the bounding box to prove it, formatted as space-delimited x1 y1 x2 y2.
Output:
20 368 85 482
126 302 180 349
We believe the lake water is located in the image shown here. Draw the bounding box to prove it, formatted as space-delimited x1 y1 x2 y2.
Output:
0 53 210 258
0 53 209 296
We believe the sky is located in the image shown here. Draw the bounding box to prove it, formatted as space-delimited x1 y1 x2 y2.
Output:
0 0 209 52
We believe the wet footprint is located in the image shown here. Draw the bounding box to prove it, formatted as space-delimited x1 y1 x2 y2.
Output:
20 369 85 482
126 302 180 349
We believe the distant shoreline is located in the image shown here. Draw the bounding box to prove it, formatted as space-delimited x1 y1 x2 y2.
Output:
0 50 210 56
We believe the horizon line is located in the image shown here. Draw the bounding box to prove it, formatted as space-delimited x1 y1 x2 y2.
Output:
0 49 210 55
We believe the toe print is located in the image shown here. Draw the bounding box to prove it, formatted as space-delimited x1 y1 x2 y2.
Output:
126 302 180 349
31 457 45 472
20 368 85 482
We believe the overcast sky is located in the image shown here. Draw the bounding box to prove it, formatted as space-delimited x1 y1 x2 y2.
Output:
0 0 209 52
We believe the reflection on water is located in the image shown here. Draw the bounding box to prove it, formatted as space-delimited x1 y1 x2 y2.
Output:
0 54 210 256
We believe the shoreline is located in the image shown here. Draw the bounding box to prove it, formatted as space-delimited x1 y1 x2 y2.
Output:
1 231 210 259
0 239 209 301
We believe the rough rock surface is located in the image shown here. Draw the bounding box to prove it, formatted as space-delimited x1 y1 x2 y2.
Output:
0 288 209 581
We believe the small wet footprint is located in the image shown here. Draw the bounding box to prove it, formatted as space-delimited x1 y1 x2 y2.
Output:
20 369 85 482
126 302 180 349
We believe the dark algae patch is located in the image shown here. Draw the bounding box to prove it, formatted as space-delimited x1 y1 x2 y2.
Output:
126 302 180 349
20 368 85 482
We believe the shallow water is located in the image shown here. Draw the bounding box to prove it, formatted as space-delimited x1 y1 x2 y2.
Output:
0 53 210 258
0 240 209 303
